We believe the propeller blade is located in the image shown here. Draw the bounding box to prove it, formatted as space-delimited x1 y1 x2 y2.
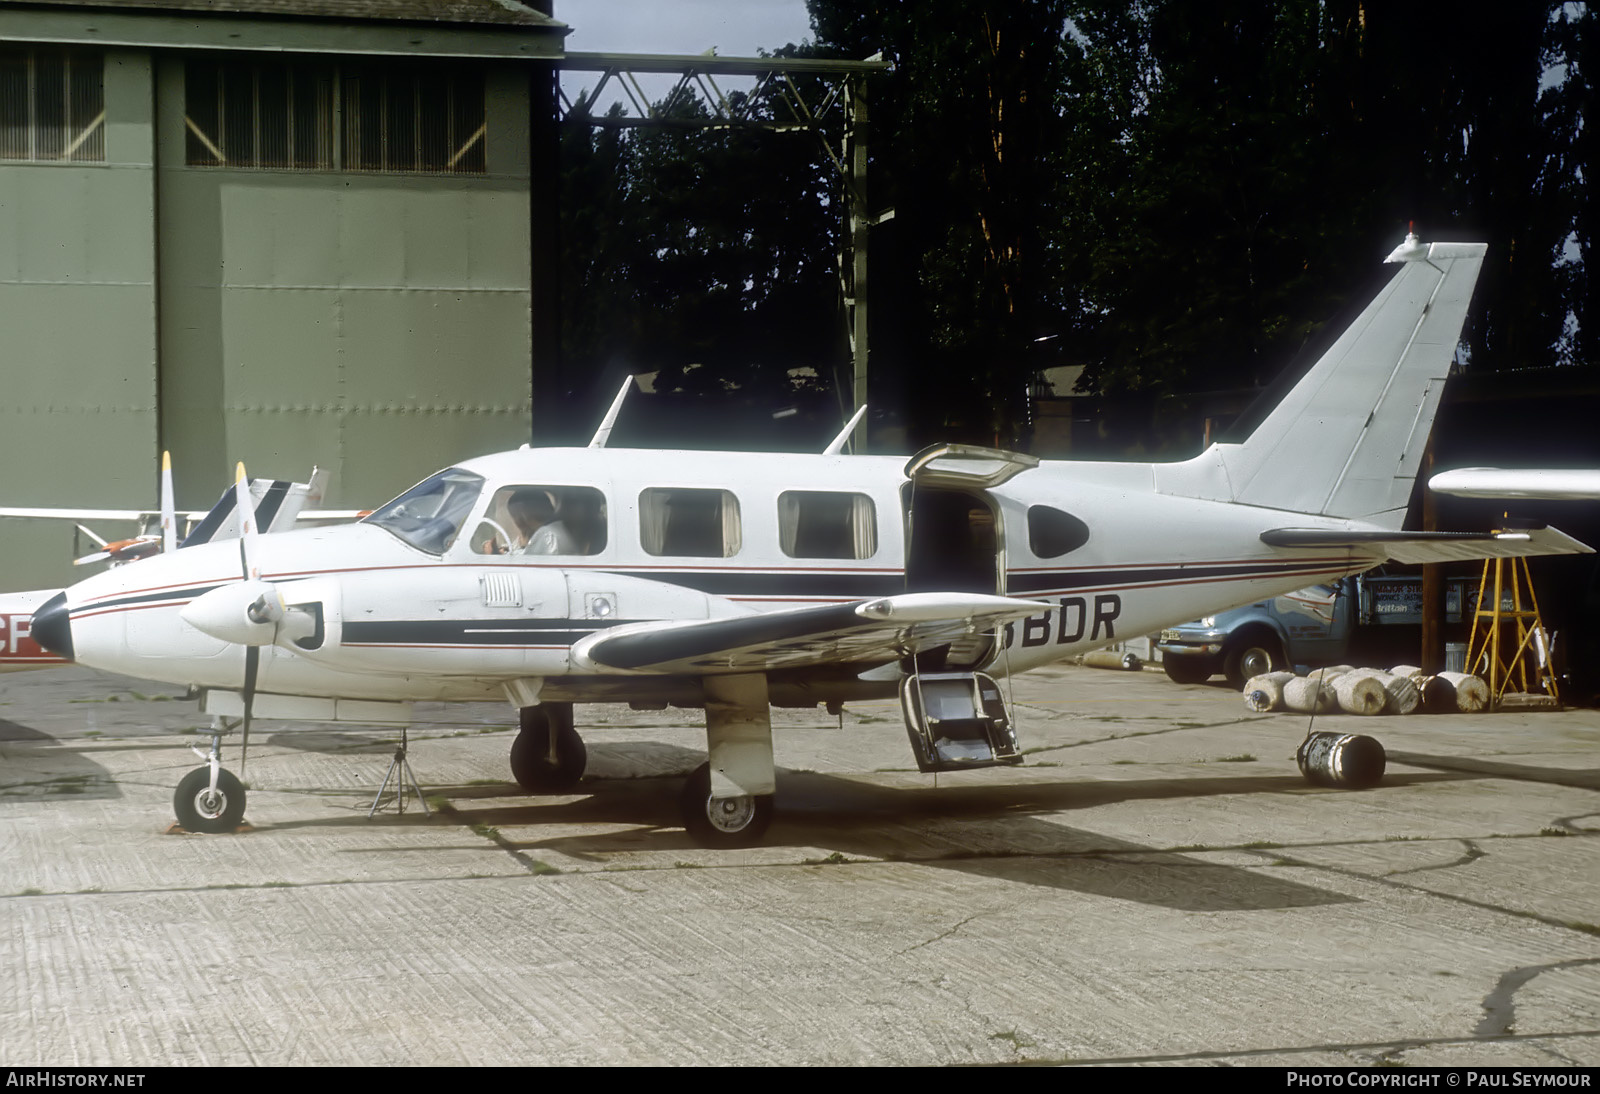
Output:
233 462 258 581
240 645 258 778
73 522 109 549
160 451 176 554
233 461 263 777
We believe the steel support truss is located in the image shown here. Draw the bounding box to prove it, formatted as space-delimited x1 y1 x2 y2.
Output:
557 52 890 451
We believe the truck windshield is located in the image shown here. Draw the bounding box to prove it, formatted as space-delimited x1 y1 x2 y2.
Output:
364 468 485 554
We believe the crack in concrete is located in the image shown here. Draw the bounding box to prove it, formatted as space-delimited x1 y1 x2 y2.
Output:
1245 845 1600 945
1555 811 1600 834
896 912 983 956
1475 958 1600 1038
435 801 560 876
0 774 109 793
1383 838 1487 878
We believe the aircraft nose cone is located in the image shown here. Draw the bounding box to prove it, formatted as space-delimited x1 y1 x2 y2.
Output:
31 592 73 661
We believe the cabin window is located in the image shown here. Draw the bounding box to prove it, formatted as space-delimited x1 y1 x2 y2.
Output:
778 491 877 560
1027 505 1090 558
365 468 484 555
639 488 741 558
0 49 104 163
469 486 607 556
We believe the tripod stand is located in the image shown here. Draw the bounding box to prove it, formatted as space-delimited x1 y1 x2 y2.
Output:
368 727 431 818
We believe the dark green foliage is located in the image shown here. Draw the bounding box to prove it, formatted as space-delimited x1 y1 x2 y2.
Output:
560 1 1596 449
809 0 1075 445
558 72 842 417
1056 1 1580 394
1547 4 1597 368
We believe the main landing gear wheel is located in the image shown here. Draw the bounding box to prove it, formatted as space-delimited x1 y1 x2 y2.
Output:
174 767 246 833
679 761 773 849
510 703 586 792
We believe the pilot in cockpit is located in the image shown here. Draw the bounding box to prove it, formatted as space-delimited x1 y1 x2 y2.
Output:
508 488 577 555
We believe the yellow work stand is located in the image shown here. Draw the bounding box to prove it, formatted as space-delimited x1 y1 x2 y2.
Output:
1465 555 1560 708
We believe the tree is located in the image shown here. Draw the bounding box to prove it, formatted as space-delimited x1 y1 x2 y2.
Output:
1056 2 1581 396
558 75 843 417
809 0 1074 446
1548 3 1597 368
559 1 1593 454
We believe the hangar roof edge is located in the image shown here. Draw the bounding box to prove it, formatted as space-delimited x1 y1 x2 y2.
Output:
0 0 567 59
0 0 566 31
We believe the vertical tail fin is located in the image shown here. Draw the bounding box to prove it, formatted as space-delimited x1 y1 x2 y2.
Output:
1158 239 1486 528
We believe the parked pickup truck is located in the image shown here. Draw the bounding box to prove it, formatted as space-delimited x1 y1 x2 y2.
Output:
1156 573 1470 688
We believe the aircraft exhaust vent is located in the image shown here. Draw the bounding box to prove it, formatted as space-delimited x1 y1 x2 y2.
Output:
481 572 522 609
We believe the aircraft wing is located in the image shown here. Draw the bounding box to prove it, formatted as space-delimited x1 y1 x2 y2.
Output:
293 510 367 522
0 507 175 522
573 592 1049 675
0 503 365 526
1260 525 1593 564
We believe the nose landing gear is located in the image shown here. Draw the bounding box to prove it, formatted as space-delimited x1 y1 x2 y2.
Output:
173 721 247 833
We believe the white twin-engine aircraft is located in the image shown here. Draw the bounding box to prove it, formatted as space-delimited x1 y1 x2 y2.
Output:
26 235 1593 845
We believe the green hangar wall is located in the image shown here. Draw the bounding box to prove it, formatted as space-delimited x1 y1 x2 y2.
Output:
0 0 563 589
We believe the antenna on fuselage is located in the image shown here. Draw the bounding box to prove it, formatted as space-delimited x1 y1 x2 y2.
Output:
588 376 635 449
823 404 868 455
160 450 176 554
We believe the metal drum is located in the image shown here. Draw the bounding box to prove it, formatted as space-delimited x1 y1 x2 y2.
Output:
1297 731 1386 789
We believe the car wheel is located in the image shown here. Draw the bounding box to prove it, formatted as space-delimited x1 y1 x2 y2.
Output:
1224 636 1283 690
1162 657 1214 684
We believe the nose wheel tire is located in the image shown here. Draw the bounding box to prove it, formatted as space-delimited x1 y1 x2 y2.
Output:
174 767 246 833
680 761 773 848
509 703 587 793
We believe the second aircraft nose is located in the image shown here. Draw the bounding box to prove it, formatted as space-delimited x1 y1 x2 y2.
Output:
30 591 73 661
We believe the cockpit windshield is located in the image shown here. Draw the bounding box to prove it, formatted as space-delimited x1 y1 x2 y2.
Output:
364 468 485 554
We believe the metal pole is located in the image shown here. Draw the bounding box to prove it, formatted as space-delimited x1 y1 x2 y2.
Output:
1420 442 1442 673
529 59 566 444
1484 556 1497 700
846 74 869 453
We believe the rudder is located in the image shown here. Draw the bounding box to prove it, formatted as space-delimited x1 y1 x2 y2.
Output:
1158 238 1486 528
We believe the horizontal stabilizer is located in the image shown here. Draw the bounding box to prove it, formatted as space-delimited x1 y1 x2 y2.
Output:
574 592 1047 675
1260 525 1593 564
1429 467 1600 501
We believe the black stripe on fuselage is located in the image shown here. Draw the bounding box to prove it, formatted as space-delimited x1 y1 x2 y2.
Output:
1005 561 1344 594
341 618 642 647
74 583 226 616
612 570 901 598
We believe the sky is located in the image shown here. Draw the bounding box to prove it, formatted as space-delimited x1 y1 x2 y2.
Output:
553 1 820 113
555 0 816 57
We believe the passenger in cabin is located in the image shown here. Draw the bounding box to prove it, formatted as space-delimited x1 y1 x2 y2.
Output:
559 491 606 554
